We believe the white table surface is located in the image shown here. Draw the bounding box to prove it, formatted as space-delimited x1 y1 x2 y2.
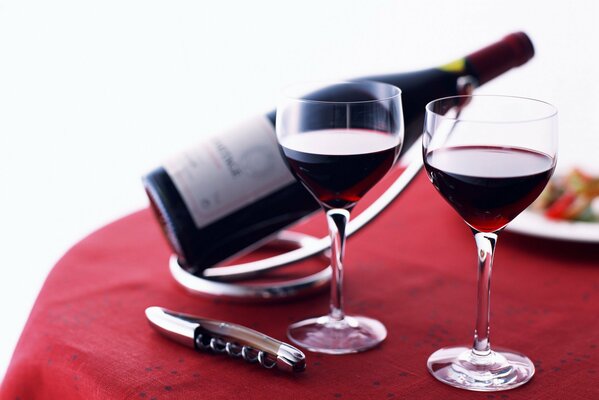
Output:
1 0 598 381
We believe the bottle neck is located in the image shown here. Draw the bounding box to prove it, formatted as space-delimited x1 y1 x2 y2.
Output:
437 32 534 87
465 32 535 85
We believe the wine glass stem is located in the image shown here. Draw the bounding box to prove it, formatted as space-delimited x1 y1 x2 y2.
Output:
326 208 350 322
472 230 498 356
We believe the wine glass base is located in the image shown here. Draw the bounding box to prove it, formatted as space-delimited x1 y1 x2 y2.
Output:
427 346 534 391
287 315 387 355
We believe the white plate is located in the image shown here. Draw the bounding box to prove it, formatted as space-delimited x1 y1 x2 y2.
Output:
508 209 599 242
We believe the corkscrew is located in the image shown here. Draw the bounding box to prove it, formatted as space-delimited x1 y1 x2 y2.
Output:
145 306 306 372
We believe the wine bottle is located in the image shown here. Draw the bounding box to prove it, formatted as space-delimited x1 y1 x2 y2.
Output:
143 32 535 274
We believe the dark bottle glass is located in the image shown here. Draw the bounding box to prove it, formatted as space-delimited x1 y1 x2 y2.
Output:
143 32 535 274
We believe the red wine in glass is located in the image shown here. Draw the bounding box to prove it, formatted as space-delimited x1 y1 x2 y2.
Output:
280 129 400 210
424 145 555 232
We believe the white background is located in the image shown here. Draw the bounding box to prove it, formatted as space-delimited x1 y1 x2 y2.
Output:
1 0 597 381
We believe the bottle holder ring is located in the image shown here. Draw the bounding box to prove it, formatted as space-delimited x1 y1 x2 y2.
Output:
169 231 331 301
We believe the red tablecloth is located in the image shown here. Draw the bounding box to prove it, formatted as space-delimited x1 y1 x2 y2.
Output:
2 172 599 399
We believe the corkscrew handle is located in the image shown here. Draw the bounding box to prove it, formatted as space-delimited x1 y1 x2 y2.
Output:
145 307 306 372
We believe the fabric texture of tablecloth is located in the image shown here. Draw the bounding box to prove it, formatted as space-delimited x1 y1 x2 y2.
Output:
2 171 599 399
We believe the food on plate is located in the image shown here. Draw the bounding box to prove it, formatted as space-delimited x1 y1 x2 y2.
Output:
532 168 599 221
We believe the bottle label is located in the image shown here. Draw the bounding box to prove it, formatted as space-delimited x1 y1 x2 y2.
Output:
163 115 296 228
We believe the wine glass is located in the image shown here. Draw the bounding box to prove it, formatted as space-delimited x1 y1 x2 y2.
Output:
423 95 558 391
276 81 403 354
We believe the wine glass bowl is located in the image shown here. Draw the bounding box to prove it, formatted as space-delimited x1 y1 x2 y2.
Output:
276 81 403 354
423 95 558 391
